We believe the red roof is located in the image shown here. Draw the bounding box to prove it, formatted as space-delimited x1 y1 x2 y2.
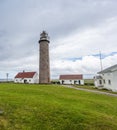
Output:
15 72 36 78
59 74 83 80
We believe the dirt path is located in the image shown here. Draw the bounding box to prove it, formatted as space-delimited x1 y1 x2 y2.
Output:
64 85 117 97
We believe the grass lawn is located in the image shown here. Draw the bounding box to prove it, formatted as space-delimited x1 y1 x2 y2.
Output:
84 79 94 85
0 83 117 130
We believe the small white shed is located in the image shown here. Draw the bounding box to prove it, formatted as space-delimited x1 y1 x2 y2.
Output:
59 74 84 85
94 75 103 87
14 71 39 84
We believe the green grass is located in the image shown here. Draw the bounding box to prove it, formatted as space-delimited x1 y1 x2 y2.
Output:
0 83 117 130
84 79 94 86
84 79 94 84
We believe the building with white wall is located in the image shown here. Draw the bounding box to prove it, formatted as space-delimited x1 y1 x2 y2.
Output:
59 74 84 85
14 71 38 84
94 75 103 87
94 64 117 92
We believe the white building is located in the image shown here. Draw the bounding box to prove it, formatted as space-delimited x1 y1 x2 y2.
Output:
94 75 103 87
94 64 117 92
14 71 39 84
59 74 84 85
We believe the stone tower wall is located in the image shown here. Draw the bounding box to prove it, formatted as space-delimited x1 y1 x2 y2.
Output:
39 33 50 83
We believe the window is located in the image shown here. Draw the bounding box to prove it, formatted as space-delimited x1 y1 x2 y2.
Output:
99 80 102 85
29 80 31 82
108 80 111 85
103 79 105 84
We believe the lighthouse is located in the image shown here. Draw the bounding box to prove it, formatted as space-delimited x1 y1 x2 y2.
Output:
39 31 50 83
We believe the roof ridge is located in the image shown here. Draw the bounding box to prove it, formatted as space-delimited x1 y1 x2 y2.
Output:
98 64 117 74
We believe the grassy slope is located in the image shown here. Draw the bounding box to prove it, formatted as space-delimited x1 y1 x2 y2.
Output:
84 79 94 84
0 83 117 130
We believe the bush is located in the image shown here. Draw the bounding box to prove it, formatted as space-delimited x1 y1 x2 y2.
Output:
51 81 60 84
84 83 94 86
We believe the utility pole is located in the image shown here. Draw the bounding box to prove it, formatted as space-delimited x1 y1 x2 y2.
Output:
99 51 103 71
6 73 9 82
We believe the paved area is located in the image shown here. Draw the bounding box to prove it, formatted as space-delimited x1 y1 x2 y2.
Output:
64 85 117 97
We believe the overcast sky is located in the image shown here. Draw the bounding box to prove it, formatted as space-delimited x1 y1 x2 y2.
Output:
0 0 117 79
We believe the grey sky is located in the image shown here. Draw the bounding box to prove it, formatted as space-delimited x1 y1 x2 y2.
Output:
0 0 117 79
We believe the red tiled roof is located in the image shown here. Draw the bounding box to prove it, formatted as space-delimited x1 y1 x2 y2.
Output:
15 72 36 78
59 74 83 80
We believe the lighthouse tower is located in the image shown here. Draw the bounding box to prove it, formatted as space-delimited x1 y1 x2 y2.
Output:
39 31 50 83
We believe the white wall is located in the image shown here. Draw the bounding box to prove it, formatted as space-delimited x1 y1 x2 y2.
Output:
102 71 117 91
94 78 103 87
112 70 117 91
95 71 117 92
33 73 39 83
14 78 34 83
60 79 84 85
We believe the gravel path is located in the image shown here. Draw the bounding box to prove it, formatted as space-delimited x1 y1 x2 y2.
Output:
64 85 117 97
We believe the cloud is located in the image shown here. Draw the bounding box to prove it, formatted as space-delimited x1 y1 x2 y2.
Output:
0 0 117 79
51 54 117 79
51 17 117 59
